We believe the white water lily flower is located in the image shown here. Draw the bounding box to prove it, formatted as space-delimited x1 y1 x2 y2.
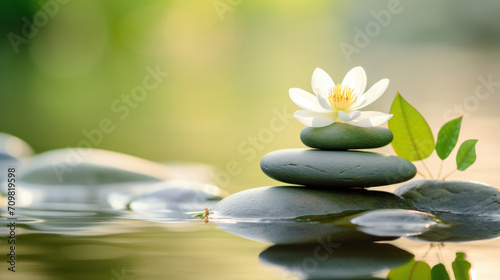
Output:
289 66 393 128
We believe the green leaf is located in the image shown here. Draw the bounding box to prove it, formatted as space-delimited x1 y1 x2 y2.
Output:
452 252 471 280
389 92 435 162
431 263 451 280
388 259 431 280
436 116 462 160
456 140 478 171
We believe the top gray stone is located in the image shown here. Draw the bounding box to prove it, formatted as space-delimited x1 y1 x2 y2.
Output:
300 122 393 150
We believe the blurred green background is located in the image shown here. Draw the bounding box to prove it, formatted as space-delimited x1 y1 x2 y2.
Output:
1 0 500 193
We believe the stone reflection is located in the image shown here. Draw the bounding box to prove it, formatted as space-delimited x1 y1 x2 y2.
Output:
259 242 413 280
409 212 500 242
215 219 397 245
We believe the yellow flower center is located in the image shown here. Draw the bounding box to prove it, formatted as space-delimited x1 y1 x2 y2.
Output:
328 84 357 110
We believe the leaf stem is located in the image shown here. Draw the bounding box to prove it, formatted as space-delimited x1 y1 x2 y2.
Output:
437 243 445 264
421 160 433 179
416 170 427 179
437 161 444 179
421 243 434 260
442 169 456 180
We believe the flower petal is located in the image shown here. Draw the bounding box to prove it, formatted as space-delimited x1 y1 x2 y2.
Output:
311 68 334 110
352 79 389 110
351 94 366 109
342 66 367 96
289 88 331 113
345 111 393 127
338 110 361 121
354 111 392 121
293 110 337 127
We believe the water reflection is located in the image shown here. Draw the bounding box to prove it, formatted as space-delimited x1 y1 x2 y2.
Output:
212 209 440 244
338 209 438 238
259 242 412 280
8 232 136 280
215 219 396 244
212 207 499 279
0 206 497 279
409 212 500 242
0 209 131 236
127 180 225 221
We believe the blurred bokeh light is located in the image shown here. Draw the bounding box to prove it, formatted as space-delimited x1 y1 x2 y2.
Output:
1 0 499 193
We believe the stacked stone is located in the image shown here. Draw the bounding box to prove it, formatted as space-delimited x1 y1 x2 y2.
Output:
260 123 417 188
211 123 500 245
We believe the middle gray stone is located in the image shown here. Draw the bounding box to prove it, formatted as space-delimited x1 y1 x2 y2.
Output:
260 148 416 188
